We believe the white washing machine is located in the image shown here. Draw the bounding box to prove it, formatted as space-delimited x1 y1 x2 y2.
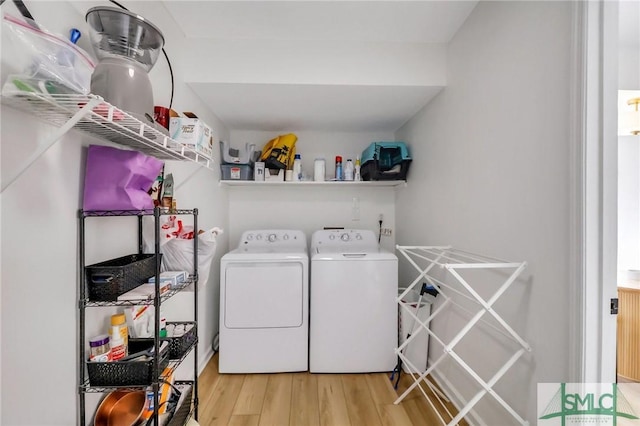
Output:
310 229 398 373
219 229 308 373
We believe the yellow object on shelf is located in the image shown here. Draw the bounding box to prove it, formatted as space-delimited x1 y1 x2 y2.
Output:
260 133 297 170
110 313 128 352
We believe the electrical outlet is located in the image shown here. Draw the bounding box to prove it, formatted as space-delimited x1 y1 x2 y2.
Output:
352 197 360 221
381 228 392 236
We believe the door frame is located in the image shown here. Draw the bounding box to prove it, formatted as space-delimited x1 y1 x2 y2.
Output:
573 0 619 383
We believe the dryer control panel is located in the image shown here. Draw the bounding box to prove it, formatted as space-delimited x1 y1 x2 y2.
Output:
311 229 378 249
239 229 307 248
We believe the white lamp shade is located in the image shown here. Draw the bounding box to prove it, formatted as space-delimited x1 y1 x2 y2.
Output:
620 109 640 136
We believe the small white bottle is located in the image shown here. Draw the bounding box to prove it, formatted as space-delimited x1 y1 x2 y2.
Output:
110 325 126 361
344 159 354 181
293 154 302 181
314 158 326 181
354 156 361 181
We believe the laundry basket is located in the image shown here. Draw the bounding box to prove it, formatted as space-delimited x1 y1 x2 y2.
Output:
398 287 432 373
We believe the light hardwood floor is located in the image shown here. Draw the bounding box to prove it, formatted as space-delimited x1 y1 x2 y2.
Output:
196 354 467 426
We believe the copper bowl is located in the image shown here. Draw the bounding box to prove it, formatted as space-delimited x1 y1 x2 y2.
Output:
94 390 147 426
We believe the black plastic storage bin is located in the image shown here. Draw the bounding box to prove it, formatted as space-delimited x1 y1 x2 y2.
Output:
166 382 194 426
86 340 170 387
85 253 160 301
166 322 197 359
129 322 197 361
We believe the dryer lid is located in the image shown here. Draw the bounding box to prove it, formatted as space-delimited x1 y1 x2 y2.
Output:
223 248 308 261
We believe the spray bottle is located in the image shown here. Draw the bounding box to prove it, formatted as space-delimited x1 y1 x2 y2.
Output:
335 156 343 180
354 156 362 181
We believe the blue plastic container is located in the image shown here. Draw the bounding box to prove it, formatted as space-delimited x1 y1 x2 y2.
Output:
360 142 412 181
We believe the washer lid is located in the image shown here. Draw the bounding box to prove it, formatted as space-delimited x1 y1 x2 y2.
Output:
313 246 396 261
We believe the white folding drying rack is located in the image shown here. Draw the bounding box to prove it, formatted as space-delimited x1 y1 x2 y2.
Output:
395 245 531 426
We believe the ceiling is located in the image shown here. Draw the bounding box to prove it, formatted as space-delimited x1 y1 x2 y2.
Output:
69 1 638 133
163 1 478 43
160 1 479 132
189 82 443 132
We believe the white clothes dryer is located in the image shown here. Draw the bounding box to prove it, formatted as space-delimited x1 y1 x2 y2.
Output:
309 229 398 373
219 230 308 373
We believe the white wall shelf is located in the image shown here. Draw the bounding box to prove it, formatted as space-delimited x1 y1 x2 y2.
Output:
1 90 214 192
220 180 406 187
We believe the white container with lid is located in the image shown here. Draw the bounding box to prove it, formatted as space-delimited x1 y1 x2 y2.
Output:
314 158 326 182
89 334 111 362
110 313 128 355
293 154 302 181
344 159 354 181
110 325 126 361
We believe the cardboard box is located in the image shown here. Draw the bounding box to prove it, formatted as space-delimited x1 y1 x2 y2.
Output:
148 271 188 289
169 114 214 159
117 282 170 301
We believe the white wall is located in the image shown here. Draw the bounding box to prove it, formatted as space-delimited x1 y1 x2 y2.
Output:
395 2 573 424
619 45 640 90
618 134 640 271
618 0 639 90
617 89 640 273
226 130 398 251
0 1 229 424
617 0 640 275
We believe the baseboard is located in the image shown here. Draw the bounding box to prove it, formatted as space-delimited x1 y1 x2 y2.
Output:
199 347 215 376
428 362 485 426
617 374 640 383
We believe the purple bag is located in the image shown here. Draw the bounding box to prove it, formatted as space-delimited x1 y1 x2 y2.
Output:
83 145 164 211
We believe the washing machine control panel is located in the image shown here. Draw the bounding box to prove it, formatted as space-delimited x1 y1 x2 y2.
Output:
240 230 306 248
312 229 378 248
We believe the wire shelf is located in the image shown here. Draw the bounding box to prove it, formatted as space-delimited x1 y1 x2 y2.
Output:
1 91 213 170
81 208 197 218
77 207 200 425
83 278 196 307
79 340 197 394
79 381 195 426
166 381 196 426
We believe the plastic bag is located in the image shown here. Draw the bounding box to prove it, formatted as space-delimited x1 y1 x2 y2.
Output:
143 216 223 286
162 229 222 286
2 13 95 94
83 145 164 211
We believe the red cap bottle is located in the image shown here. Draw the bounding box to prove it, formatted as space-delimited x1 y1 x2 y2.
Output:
335 156 343 180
